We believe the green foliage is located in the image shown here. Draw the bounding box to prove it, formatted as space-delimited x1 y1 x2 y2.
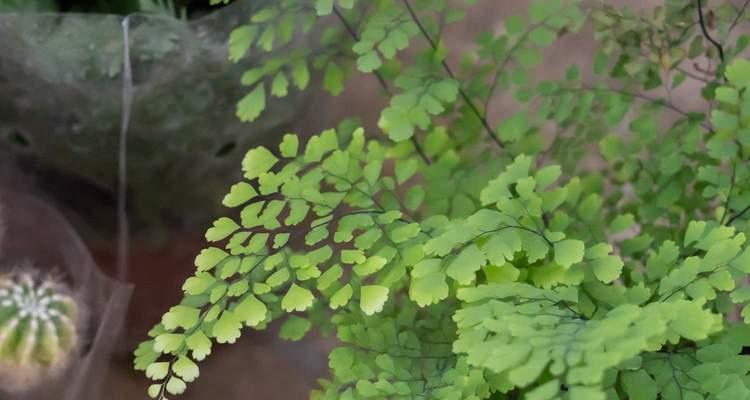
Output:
0 0 56 12
0 0 227 16
138 0 187 19
137 0 750 399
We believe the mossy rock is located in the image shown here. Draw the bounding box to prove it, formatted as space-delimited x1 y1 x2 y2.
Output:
0 0 308 239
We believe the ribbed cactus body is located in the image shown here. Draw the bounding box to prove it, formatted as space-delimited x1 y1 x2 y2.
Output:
0 272 80 392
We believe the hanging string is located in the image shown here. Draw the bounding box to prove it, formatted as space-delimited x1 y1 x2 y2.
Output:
117 15 134 282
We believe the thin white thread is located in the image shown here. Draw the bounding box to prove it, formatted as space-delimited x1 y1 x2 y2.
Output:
117 16 134 282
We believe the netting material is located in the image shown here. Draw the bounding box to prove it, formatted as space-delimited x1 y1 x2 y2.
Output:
0 1 308 239
0 188 132 400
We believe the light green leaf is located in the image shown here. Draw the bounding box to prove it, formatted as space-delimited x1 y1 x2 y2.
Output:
480 154 533 205
609 214 635 233
526 379 559 400
234 295 267 327
213 311 242 344
726 59 750 88
162 306 200 330
708 270 735 291
146 362 169 380
378 106 414 141
357 52 382 72
315 0 333 15
148 384 161 398
554 239 584 268
732 247 750 272
236 84 267 122
446 245 486 285
228 25 258 62
353 256 387 276
173 356 200 383
279 134 299 158
330 284 353 309
183 273 216 295
715 87 739 105
241 68 264 86
291 60 310 90
391 223 420 243
324 62 344 96
395 158 418 184
267 268 290 287
195 248 229 271
166 377 187 395
205 217 240 242
317 264 343 290
505 15 526 35
280 316 312 341
242 146 278 180
282 284 314 312
154 333 184 354
529 27 557 46
341 249 366 264
409 272 449 307
186 330 212 361
591 255 624 283
223 182 258 208
685 221 706 246
360 285 389 315
271 72 289 97
535 165 561 189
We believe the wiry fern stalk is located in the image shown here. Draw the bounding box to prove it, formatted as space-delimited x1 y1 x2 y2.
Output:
0 271 80 393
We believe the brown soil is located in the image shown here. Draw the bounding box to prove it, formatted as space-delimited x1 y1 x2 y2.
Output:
92 235 331 399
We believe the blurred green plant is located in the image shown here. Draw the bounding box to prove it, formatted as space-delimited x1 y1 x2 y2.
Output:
138 0 186 19
0 0 56 12
135 0 750 399
0 0 218 17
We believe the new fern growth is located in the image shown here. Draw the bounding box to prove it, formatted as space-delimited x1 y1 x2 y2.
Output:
136 0 750 399
0 270 80 393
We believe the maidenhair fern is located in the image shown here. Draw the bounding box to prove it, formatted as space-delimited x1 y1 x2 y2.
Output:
136 0 750 399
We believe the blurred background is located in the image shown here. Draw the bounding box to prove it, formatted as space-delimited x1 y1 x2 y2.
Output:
0 0 733 398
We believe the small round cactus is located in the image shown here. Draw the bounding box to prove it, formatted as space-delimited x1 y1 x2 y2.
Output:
0 270 81 392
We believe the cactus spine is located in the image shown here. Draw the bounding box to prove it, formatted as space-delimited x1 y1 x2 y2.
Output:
0 270 81 392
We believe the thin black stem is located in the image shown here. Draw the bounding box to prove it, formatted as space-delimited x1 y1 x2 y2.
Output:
483 11 556 119
675 66 711 83
157 357 177 400
720 162 737 225
573 84 714 133
483 61 501 118
332 6 432 165
729 0 750 35
401 0 504 148
728 204 750 226
483 42 522 119
697 0 725 64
